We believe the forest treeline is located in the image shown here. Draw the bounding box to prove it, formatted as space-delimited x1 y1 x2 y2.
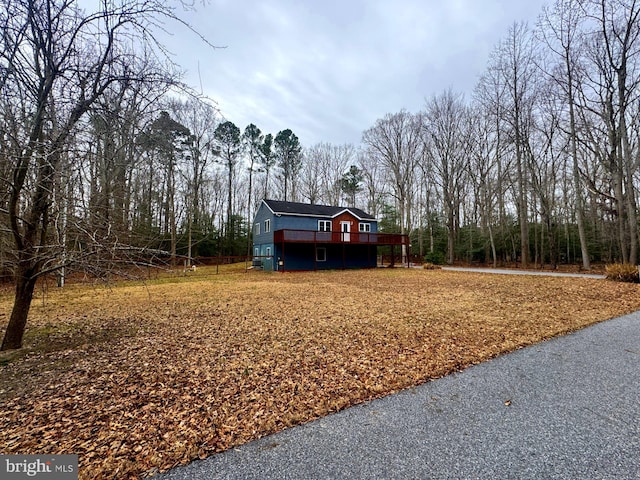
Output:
1 0 639 347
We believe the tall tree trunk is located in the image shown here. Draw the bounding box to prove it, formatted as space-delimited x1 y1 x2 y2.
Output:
496 124 506 265
516 142 530 268
246 161 254 263
488 223 497 268
187 193 193 267
624 167 638 264
567 67 591 269
546 215 557 269
620 109 638 264
227 159 234 250
569 107 590 269
1 268 37 350
169 156 177 264
447 196 455 265
399 191 407 261
613 168 628 263
283 175 288 202
417 182 424 257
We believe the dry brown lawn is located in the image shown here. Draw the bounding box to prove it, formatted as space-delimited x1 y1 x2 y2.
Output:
1 266 639 479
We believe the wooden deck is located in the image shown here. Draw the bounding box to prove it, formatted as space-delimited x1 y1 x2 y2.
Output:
273 229 408 246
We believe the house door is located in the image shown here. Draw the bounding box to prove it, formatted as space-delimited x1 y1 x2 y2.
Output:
340 221 351 242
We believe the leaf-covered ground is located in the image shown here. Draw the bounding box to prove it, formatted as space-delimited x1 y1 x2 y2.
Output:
1 266 639 479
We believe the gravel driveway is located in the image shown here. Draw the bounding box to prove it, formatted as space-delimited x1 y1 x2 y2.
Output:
442 266 606 279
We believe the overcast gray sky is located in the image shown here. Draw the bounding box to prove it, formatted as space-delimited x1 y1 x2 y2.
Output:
169 0 549 146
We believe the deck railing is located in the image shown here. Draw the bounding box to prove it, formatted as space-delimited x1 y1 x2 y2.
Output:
273 229 408 245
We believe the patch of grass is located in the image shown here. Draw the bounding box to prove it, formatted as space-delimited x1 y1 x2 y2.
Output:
0 350 21 367
1 268 640 479
23 321 139 354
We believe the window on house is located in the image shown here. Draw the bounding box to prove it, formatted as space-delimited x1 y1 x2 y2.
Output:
316 247 327 262
318 220 331 232
255 223 260 235
266 246 271 257
359 223 371 232
264 219 271 233
254 247 259 256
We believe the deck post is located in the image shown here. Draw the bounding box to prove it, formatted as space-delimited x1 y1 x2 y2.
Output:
342 241 346 270
281 239 285 272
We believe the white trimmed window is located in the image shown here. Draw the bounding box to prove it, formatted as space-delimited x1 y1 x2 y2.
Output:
359 222 371 232
316 247 327 262
318 220 332 232
266 247 271 257
264 219 271 233
255 223 260 235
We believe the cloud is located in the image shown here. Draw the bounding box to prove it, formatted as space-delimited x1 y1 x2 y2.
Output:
170 0 548 145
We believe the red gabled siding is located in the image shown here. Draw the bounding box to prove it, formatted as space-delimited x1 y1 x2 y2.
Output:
332 212 358 232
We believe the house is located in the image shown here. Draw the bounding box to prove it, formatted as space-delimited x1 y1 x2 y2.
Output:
252 199 409 271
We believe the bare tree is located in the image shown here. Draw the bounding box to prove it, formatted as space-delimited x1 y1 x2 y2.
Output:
474 57 514 264
322 144 355 205
0 0 187 350
357 147 387 217
537 0 592 269
170 98 219 263
466 103 502 267
583 0 640 264
303 142 355 205
140 111 192 263
422 90 470 264
299 148 323 204
527 84 565 268
362 110 423 258
495 22 539 267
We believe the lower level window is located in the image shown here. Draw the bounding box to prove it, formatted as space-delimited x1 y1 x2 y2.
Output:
316 247 327 262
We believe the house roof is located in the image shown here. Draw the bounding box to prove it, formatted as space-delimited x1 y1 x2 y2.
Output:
263 199 376 221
